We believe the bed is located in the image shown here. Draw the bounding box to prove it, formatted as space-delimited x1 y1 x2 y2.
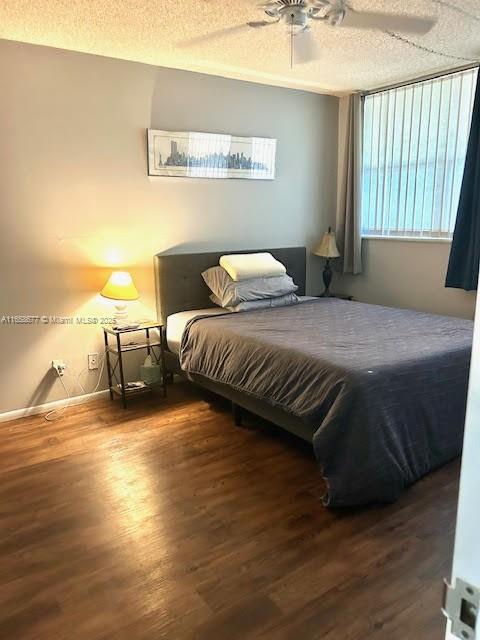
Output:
154 247 473 507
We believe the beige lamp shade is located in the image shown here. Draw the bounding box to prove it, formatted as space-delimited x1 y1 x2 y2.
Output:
313 228 341 259
100 271 139 301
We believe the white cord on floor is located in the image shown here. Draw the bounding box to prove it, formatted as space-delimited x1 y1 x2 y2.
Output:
44 372 73 421
44 352 106 422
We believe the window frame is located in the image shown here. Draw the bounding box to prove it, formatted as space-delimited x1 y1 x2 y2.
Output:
360 67 478 242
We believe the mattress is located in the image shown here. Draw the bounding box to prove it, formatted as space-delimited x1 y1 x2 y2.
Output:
166 308 228 354
179 298 472 507
166 296 317 353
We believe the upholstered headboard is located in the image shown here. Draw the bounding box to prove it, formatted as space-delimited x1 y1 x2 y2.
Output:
154 247 306 326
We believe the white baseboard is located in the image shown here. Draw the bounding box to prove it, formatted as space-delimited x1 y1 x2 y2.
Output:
0 389 110 424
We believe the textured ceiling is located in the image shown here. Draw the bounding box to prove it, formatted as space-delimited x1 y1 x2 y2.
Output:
0 0 479 94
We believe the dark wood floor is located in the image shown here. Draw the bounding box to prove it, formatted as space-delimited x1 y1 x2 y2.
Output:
0 381 458 640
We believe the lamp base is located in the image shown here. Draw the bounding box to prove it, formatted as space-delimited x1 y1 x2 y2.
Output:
114 303 128 323
322 259 333 297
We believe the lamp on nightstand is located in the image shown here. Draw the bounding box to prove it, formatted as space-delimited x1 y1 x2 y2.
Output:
100 271 139 324
313 228 340 297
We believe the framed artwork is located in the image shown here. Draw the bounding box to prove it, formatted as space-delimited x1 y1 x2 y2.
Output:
147 129 276 180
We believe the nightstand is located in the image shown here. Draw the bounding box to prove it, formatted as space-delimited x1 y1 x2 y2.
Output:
316 293 354 301
103 322 166 408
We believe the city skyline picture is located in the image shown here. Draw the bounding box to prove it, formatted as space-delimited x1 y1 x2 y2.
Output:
147 130 276 180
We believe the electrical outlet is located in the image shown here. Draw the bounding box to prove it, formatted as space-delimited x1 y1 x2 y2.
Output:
52 360 66 376
88 353 99 370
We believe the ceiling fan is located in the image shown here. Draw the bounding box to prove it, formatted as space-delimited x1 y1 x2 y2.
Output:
182 0 437 65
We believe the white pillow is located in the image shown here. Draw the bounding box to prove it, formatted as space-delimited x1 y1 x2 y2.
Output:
219 252 287 281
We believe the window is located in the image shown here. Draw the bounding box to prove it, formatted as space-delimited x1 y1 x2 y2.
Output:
361 68 478 239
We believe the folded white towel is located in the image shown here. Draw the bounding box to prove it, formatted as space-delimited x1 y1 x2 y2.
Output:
219 252 287 281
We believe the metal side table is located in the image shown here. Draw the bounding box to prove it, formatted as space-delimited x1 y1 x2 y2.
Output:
103 322 166 409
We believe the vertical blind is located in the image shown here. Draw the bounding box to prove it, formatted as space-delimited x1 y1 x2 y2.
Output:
362 68 478 238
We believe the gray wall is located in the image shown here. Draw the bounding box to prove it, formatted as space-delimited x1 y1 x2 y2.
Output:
336 240 476 320
0 39 338 414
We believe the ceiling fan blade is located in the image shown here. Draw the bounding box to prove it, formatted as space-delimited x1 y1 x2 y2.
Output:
342 10 437 35
258 2 281 14
294 29 321 64
247 19 280 28
178 24 251 48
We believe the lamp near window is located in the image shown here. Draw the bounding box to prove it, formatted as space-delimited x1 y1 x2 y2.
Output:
313 228 340 297
100 271 139 323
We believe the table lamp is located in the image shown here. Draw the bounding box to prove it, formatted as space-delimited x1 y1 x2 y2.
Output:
313 228 340 297
100 271 139 323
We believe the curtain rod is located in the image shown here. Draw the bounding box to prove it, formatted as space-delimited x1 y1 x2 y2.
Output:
361 62 479 96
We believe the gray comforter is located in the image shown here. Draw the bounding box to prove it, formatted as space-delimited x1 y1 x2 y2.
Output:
179 299 472 506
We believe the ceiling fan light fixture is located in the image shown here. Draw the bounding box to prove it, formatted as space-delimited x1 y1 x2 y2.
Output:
288 8 309 28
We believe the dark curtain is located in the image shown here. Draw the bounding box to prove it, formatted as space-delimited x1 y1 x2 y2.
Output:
446 72 480 291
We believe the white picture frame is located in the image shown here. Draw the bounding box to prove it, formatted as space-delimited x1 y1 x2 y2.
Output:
147 129 276 180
